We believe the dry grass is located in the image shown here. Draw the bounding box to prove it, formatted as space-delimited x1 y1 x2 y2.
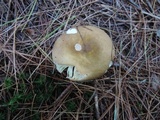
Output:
0 0 160 120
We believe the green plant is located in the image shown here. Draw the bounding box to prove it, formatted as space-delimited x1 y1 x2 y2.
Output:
0 113 5 120
65 101 77 112
0 73 58 119
4 77 13 90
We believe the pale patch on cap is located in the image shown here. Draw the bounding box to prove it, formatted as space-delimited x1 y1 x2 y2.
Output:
74 43 82 51
66 28 77 34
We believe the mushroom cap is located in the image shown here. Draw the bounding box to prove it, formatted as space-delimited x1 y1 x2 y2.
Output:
52 26 115 81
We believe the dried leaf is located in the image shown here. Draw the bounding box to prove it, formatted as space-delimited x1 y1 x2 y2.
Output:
24 28 35 36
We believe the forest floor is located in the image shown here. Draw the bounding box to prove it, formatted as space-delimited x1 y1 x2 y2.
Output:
0 0 160 120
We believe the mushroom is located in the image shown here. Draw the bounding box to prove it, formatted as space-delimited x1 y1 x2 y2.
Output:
52 26 115 81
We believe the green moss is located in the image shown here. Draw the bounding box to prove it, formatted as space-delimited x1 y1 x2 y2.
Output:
65 101 77 112
4 77 13 90
0 73 57 119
